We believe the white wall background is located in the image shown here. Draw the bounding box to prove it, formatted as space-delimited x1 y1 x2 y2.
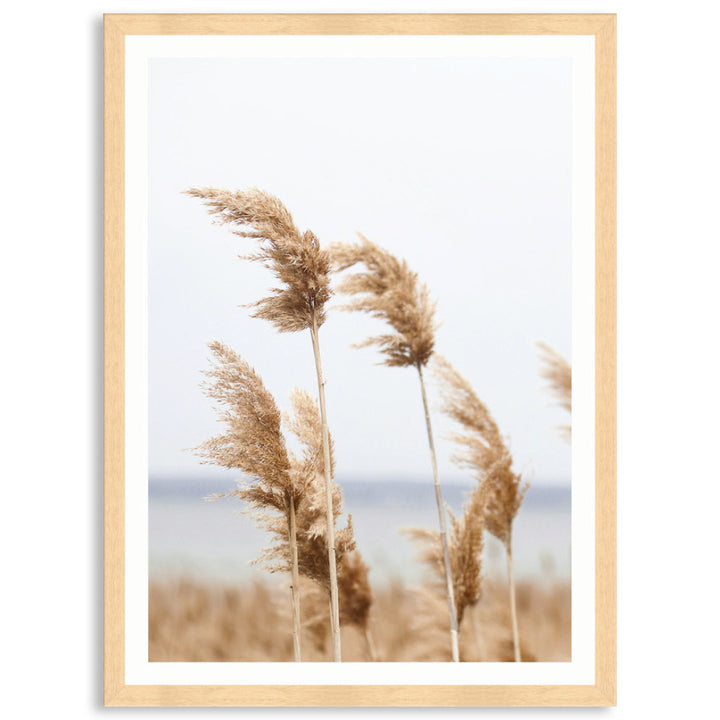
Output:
1 0 718 717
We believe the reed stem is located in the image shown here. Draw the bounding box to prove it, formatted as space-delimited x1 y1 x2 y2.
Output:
310 314 342 662
288 494 302 662
506 536 522 662
417 364 460 662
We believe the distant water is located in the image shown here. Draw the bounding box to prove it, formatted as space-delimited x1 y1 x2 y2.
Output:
149 477 570 587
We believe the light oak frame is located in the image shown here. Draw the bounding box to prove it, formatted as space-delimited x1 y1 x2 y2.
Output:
104 13 616 707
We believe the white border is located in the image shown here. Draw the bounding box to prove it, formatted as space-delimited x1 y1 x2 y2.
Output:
125 34 595 685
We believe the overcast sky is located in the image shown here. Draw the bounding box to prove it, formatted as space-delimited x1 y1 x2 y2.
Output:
148 56 572 486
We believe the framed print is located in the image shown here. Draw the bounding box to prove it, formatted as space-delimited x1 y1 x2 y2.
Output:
104 13 616 706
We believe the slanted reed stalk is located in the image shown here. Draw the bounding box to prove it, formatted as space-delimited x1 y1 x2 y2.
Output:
538 342 572 442
417 364 459 660
195 341 302 660
309 314 341 660
434 356 529 662
186 187 342 661
329 234 460 662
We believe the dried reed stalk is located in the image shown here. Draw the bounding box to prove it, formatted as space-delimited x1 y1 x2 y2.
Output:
195 341 302 660
329 234 459 662
186 186 342 661
288 495 301 661
537 342 572 441
434 356 529 662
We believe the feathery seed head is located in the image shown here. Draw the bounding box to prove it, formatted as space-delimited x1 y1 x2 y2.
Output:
284 387 336 485
242 385 353 592
537 342 572 441
300 546 374 640
328 233 438 368
185 187 332 332
404 483 488 627
434 356 528 546
195 341 291 491
337 550 373 631
197 344 356 648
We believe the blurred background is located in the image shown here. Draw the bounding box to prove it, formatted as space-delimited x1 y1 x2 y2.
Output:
147 51 572 661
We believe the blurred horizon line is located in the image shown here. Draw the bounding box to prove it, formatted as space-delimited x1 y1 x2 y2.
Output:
149 474 571 508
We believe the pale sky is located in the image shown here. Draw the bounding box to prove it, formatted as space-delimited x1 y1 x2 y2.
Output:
148 56 572 486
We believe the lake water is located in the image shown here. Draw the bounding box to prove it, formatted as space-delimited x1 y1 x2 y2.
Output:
149 477 570 587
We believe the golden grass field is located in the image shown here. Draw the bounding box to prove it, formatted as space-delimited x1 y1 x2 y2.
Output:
149 576 570 662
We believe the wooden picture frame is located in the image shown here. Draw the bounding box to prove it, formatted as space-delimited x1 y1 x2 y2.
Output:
104 13 616 707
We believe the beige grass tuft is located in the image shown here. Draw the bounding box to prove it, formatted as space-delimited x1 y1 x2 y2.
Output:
404 482 488 630
433 356 528 546
195 340 290 489
203 376 356 597
195 340 302 657
537 342 572 441
195 342 356 661
433 355 528 661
